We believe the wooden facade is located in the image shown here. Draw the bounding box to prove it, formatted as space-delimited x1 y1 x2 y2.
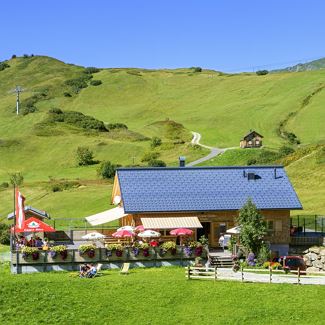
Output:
119 210 290 248
240 130 263 148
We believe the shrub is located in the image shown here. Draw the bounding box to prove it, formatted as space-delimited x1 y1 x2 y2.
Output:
257 244 271 265
247 158 257 165
148 159 166 167
106 123 128 130
283 131 300 145
0 182 9 189
257 150 279 164
97 161 119 179
76 147 95 166
49 180 80 192
64 74 92 93
11 54 16 59
191 67 202 72
63 92 72 97
84 67 100 74
9 172 24 186
48 110 107 132
278 146 295 157
150 136 162 148
49 107 63 115
64 111 107 131
141 152 160 162
256 70 269 75
21 105 37 116
0 223 10 245
0 62 10 71
90 80 102 86
23 54 29 58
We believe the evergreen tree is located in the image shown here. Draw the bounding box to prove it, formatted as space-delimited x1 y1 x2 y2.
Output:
236 198 266 255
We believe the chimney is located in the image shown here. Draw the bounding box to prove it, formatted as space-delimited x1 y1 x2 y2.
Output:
179 156 186 167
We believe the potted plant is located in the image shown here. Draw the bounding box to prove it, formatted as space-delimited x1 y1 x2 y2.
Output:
105 243 124 257
21 247 39 260
140 242 150 257
160 241 177 256
131 243 140 257
184 241 202 257
49 245 68 260
78 244 96 258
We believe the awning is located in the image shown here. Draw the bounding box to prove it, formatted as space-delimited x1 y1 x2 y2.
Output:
85 207 127 226
141 217 202 230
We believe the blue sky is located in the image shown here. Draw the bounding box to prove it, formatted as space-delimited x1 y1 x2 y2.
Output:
1 0 325 71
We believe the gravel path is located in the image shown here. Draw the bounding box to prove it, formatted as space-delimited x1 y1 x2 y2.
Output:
216 268 325 285
187 132 235 166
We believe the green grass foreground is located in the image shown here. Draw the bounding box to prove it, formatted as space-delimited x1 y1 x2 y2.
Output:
0 265 325 325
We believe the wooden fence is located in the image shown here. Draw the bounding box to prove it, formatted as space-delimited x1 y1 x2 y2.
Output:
186 266 311 285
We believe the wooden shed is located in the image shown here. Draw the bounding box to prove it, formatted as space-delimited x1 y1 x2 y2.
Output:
240 130 263 148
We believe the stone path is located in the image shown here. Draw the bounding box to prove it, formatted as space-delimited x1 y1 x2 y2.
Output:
216 268 325 285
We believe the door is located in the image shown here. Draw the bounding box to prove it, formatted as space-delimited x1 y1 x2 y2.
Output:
196 222 211 244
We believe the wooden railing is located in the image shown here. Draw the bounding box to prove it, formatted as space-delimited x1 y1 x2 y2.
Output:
290 236 324 246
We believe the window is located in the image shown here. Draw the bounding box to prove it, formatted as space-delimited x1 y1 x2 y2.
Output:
267 221 274 235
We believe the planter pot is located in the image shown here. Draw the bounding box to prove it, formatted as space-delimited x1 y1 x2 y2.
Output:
60 250 68 260
115 250 123 257
32 252 39 261
87 249 96 258
50 251 57 259
194 247 203 257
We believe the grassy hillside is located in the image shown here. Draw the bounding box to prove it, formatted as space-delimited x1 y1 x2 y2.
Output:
0 55 324 222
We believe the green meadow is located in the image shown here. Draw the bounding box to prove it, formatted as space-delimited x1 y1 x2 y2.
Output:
0 55 324 224
0 265 324 325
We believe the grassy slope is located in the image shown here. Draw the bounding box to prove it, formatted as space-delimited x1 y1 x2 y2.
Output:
0 56 325 222
0 266 324 325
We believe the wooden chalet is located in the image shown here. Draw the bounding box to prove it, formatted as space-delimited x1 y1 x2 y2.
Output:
240 130 263 148
87 163 303 256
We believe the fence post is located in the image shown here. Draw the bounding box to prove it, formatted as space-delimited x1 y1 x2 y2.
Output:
297 215 300 231
269 266 272 283
297 267 301 285
214 266 217 281
322 217 324 234
187 265 190 280
303 218 306 235
241 266 244 282
315 215 317 232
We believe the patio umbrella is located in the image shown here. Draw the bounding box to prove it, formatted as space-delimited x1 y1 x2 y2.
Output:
138 230 161 238
14 217 55 233
117 225 135 232
112 230 134 238
170 228 193 236
226 226 241 234
82 232 106 240
135 225 144 232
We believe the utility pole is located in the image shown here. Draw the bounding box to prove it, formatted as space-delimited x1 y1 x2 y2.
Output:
13 86 24 115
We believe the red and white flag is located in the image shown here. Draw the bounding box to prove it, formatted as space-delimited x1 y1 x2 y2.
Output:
16 189 26 230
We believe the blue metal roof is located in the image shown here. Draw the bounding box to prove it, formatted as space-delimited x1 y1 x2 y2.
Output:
117 166 303 213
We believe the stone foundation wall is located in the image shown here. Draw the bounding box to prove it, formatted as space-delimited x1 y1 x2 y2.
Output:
303 246 325 272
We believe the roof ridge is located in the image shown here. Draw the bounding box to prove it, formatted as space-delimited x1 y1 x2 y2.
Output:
117 165 284 171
